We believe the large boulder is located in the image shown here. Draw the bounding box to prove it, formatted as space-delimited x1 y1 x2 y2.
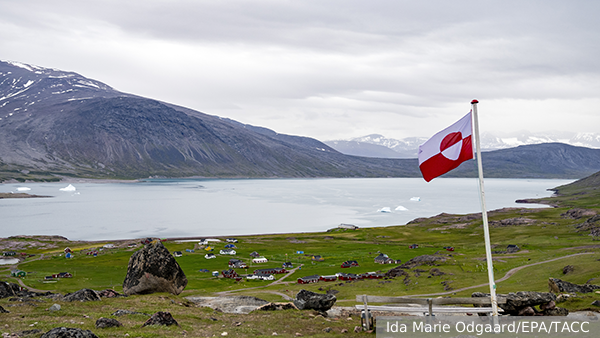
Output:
0 281 53 299
96 317 123 328
549 278 600 293
472 291 567 316
41 327 98 338
63 289 101 302
142 311 179 327
122 240 187 295
293 289 336 312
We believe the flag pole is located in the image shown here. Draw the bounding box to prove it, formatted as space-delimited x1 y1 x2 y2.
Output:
471 99 499 316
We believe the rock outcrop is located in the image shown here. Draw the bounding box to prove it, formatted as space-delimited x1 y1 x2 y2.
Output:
40 327 99 338
399 255 447 269
122 240 187 295
95 317 123 328
549 278 600 294
293 289 336 312
97 289 124 298
63 289 101 302
472 291 567 316
0 281 52 299
142 312 179 327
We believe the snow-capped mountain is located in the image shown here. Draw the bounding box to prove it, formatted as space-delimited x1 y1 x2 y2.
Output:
325 132 600 159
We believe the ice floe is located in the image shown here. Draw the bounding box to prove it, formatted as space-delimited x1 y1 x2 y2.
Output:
410 197 421 201
378 207 391 213
395 205 408 211
16 187 31 191
59 184 76 192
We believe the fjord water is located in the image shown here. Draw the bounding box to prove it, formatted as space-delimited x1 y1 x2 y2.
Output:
0 178 572 241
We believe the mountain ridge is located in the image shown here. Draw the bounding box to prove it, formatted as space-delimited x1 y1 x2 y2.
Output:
2 60 600 182
325 132 600 159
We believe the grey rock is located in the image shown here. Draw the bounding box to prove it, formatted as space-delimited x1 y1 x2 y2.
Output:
293 289 336 312
40 327 99 338
142 311 179 327
549 278 600 293
473 291 563 316
63 289 101 302
562 265 575 274
49 304 61 311
543 307 569 316
15 329 42 336
97 289 124 298
0 281 53 299
0 305 9 313
122 240 187 296
399 255 447 269
592 300 600 307
111 309 150 316
95 317 122 328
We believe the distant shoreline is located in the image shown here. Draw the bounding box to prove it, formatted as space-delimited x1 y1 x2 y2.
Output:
0 192 52 199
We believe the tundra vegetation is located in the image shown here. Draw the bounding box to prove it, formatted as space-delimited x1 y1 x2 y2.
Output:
1 174 600 337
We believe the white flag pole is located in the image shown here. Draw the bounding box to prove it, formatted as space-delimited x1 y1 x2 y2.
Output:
471 99 499 316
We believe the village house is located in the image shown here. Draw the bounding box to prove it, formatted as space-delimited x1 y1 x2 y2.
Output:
249 251 260 258
340 260 359 268
374 253 394 264
252 257 268 263
52 272 72 278
226 238 238 243
319 275 337 282
253 267 287 275
297 275 320 284
337 223 359 230
409 244 419 249
221 269 238 278
282 262 293 268
173 251 183 257
362 272 385 279
224 244 237 249
337 272 361 281
228 259 248 269
204 246 214 251
63 247 72 254
311 255 324 261
205 253 216 259
185 249 195 253
103 244 115 249
198 239 209 245
11 269 26 277
220 249 236 255
3 251 16 256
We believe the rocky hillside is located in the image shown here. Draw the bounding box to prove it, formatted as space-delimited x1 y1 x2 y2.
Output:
0 60 422 180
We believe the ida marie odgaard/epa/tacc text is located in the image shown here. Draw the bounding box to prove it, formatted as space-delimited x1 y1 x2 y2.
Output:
378 317 597 337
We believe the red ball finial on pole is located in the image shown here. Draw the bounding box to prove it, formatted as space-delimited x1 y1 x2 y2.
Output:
471 99 479 104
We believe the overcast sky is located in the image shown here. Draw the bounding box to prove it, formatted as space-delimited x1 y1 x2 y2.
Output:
2 1 599 141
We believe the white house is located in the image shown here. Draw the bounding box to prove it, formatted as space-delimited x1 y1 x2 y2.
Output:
205 253 216 259
103 244 115 249
252 257 268 263
219 249 236 255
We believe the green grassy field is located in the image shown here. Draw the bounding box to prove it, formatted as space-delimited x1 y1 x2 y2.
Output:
2 176 600 337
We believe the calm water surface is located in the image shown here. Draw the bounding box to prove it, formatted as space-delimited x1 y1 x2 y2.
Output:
0 178 572 241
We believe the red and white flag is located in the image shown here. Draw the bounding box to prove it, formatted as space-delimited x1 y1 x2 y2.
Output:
418 112 474 182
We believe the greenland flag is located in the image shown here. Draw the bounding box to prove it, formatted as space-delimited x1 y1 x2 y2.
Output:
418 112 474 182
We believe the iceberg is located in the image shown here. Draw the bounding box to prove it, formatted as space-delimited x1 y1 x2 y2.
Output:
378 207 392 213
410 197 421 202
59 184 76 192
395 205 408 211
16 187 31 191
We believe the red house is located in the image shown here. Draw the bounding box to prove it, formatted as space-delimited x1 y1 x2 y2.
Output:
297 275 320 284
319 275 338 282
